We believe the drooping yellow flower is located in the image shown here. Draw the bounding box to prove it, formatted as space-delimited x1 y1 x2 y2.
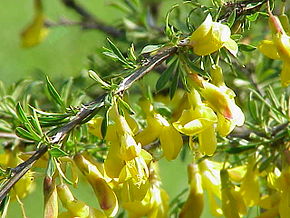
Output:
200 74 244 137
122 163 169 218
173 90 218 156
74 154 119 217
21 0 49 47
190 14 238 56
220 169 247 218
135 99 183 160
180 163 204 218
240 157 260 207
198 159 223 216
258 166 290 218
258 14 290 87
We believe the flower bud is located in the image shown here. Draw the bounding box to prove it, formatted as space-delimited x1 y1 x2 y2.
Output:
57 184 90 217
180 164 204 218
74 154 118 217
43 176 58 218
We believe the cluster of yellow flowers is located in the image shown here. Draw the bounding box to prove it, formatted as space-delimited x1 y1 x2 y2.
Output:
180 156 290 218
5 9 289 218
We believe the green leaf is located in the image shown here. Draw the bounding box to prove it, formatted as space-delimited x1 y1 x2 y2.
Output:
227 9 236 28
61 77 73 106
128 43 137 62
141 45 162 54
170 68 180 99
49 147 69 158
89 70 110 89
0 195 10 217
46 158 56 178
246 12 259 22
16 102 29 124
165 4 178 40
153 102 172 118
46 76 64 108
30 109 43 136
106 38 128 65
55 159 74 185
259 155 276 172
15 127 35 141
248 92 259 122
184 58 207 75
118 98 135 115
225 145 256 154
101 109 109 138
156 59 178 92
238 44 257 52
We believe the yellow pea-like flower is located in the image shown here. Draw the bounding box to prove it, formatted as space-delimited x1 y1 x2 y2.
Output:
104 140 125 178
173 91 218 156
258 40 281 60
220 169 247 218
122 163 169 218
190 14 238 56
21 0 49 47
198 160 223 216
159 125 183 160
135 99 183 159
227 165 247 183
88 116 118 141
240 158 260 207
74 154 119 217
180 164 204 218
258 14 290 87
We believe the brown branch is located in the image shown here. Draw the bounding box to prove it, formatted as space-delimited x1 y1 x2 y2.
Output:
61 0 123 38
0 45 178 204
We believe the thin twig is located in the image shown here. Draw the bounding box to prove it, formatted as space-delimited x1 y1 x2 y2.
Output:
61 0 123 38
0 45 178 204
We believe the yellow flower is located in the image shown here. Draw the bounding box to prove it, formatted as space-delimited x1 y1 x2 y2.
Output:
135 100 183 160
57 183 90 217
258 166 290 218
74 154 119 217
200 79 244 137
258 15 290 87
104 140 125 178
240 157 260 207
220 169 247 218
198 160 223 216
21 0 49 47
0 150 35 200
122 163 169 218
180 164 204 218
190 14 238 56
173 90 218 156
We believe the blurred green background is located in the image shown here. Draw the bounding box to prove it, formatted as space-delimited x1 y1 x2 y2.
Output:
1 0 204 217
